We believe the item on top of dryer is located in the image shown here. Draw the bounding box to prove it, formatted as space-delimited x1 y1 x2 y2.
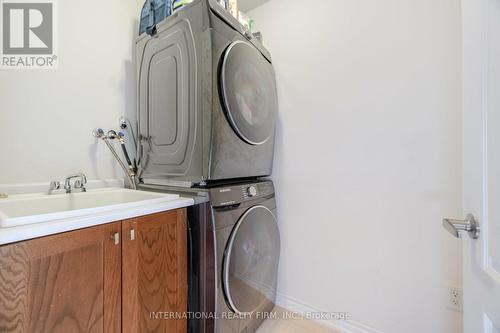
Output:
227 0 238 18
216 0 226 9
136 0 278 187
238 11 253 32
252 31 263 42
139 0 171 36
171 0 194 12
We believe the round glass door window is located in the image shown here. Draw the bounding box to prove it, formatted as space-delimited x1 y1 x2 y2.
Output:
223 206 280 314
220 41 278 145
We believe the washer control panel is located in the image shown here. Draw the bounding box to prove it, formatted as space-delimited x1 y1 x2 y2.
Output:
244 185 258 198
210 181 274 207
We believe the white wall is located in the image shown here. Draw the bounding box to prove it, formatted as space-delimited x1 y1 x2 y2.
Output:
0 0 143 184
250 1 463 332
239 0 270 12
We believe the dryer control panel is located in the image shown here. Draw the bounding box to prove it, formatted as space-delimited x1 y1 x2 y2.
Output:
210 181 274 207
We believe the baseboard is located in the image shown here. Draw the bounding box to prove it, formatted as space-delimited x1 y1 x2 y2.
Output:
275 291 384 333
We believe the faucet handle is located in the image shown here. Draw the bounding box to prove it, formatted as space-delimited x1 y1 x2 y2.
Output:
93 128 105 139
49 181 61 190
48 181 64 195
64 173 88 193
74 179 87 190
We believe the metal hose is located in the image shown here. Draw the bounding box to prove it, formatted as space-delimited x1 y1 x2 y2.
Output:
93 128 137 190
103 137 137 190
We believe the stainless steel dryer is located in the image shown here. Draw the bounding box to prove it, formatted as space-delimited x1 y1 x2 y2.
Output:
136 0 278 187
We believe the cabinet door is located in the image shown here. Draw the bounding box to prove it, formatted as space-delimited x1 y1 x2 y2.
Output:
0 223 122 333
122 209 187 333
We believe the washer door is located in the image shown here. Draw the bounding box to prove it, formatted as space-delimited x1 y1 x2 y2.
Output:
223 206 280 314
220 41 278 145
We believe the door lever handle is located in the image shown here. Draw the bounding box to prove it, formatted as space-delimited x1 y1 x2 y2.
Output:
442 214 480 239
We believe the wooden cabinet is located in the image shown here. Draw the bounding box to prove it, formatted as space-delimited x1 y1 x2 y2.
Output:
122 210 187 333
0 222 122 333
0 209 187 333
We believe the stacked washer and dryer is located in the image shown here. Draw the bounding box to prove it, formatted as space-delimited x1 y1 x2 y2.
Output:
135 1 280 332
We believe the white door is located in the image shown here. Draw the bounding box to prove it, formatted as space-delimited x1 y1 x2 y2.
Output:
455 0 500 331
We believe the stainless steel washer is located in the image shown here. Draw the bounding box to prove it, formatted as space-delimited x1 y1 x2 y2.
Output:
211 181 280 333
141 180 280 333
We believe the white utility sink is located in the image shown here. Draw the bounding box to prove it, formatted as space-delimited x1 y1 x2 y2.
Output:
0 188 180 228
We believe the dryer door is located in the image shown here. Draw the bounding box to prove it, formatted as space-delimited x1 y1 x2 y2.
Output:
222 205 280 314
220 41 278 145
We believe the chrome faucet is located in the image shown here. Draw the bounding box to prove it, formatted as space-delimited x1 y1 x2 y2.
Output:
64 173 87 193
